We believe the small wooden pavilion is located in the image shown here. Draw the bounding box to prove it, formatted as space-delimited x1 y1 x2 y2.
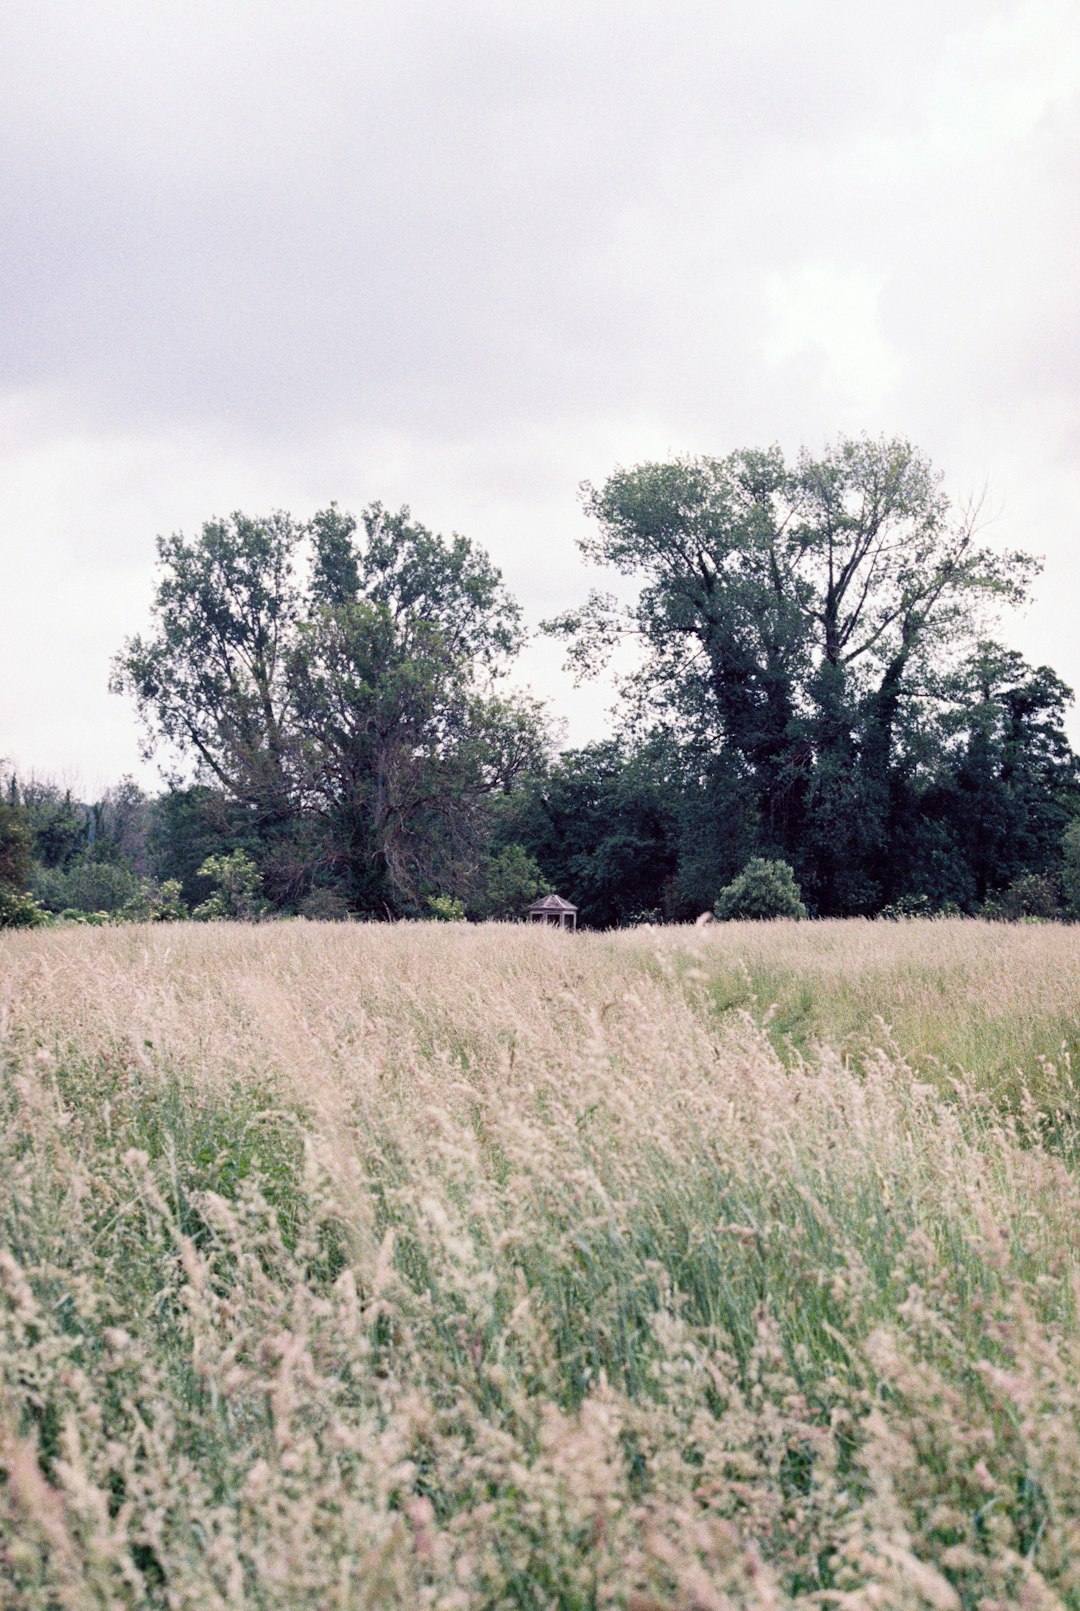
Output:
527 893 578 931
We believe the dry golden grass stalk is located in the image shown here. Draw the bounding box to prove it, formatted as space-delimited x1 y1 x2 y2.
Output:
0 919 1078 1607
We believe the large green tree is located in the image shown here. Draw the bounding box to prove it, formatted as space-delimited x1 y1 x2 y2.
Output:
112 512 301 825
8 777 88 870
497 739 680 927
291 505 546 909
114 504 546 914
931 644 1078 905
0 791 43 928
0 797 32 892
548 437 1041 913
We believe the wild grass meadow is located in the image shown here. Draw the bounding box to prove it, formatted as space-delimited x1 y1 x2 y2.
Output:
2 917 1080 1608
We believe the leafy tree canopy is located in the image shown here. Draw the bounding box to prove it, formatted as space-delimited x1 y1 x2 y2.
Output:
714 858 807 921
546 437 1061 914
0 798 31 890
113 505 547 914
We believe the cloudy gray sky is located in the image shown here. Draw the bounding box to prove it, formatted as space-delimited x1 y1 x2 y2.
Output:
2 0 1078 793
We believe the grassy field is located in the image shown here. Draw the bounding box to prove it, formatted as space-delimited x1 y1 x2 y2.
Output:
1 918 1079 1608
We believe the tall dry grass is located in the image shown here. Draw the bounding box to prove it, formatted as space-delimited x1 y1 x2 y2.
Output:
1 918 1079 1608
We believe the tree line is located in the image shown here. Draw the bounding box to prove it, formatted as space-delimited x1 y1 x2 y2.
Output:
3 435 1080 928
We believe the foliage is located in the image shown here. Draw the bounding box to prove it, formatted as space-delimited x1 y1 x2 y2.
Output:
89 776 155 875
10 778 88 869
546 437 1070 916
0 449 1052 930
497 739 680 927
985 871 1061 922
30 857 141 915
0 797 33 890
290 602 544 913
715 856 807 920
117 877 188 923
298 886 352 920
932 642 1079 905
426 892 466 921
1062 818 1080 920
0 883 47 927
111 510 302 817
466 841 550 920
291 504 545 911
0 798 43 927
113 505 547 916
146 784 269 904
25 847 188 923
191 850 268 921
878 892 961 920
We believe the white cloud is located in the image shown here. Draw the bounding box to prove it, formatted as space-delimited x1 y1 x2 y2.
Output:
1 0 1079 784
761 264 903 405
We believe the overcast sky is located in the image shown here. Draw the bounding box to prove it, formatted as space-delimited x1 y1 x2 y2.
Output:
2 0 1078 794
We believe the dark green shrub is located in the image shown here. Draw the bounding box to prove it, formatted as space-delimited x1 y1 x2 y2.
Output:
468 843 550 921
31 858 140 915
299 887 351 921
192 851 267 921
986 873 1060 922
714 857 807 921
1063 820 1080 920
0 799 44 927
879 893 962 920
0 798 33 890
